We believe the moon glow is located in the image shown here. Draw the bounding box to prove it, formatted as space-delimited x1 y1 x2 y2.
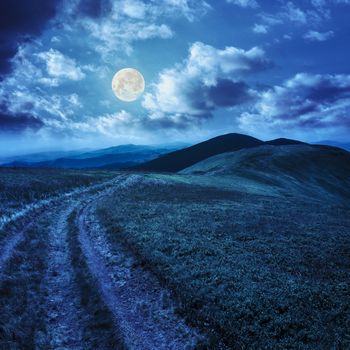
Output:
112 68 145 102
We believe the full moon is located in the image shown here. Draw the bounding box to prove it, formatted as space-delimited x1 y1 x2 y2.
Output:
112 68 145 102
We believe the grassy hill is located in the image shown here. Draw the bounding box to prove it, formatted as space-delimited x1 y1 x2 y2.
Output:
98 170 350 348
134 133 264 172
181 144 350 203
135 133 309 173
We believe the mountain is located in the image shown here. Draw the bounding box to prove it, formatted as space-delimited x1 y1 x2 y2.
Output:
2 144 181 169
134 133 308 173
134 133 264 172
0 149 91 165
66 145 167 159
313 140 350 151
181 144 350 202
265 138 305 146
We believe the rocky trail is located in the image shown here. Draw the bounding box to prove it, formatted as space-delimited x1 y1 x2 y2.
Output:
0 175 204 349
77 192 202 350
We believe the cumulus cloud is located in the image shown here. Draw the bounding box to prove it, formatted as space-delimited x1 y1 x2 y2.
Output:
142 42 270 125
81 15 173 59
121 0 147 19
64 110 200 145
82 0 210 59
37 49 85 82
0 42 84 124
253 24 268 34
226 0 259 8
240 73 350 138
0 0 211 140
304 30 334 41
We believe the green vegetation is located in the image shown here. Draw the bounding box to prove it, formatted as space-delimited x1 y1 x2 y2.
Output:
67 211 125 350
98 176 350 349
0 168 115 218
0 217 49 349
0 204 123 350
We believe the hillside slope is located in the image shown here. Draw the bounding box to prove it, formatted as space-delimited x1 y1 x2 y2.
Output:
181 144 350 202
135 133 264 172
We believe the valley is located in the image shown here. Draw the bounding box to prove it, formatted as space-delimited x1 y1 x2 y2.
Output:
0 135 349 349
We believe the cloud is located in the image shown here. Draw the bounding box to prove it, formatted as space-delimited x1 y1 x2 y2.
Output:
304 30 334 41
77 0 112 18
0 109 44 133
64 110 200 144
0 45 84 125
116 0 211 22
1 0 210 78
72 0 210 60
226 0 259 8
282 2 307 24
37 49 85 82
253 24 268 34
281 1 332 24
0 0 212 140
153 0 211 21
142 42 270 126
121 0 147 19
240 73 350 138
0 0 61 77
255 1 334 36
81 15 173 59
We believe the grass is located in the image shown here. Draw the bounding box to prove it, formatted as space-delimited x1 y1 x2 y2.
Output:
67 211 125 350
0 217 49 349
97 175 350 349
0 168 115 218
0 207 124 350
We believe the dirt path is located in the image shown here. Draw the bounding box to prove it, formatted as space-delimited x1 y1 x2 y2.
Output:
0 175 204 349
77 191 204 350
41 201 85 349
0 178 118 273
0 179 120 349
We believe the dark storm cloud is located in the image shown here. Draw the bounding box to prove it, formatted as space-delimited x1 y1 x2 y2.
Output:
143 42 268 128
186 79 253 116
0 110 44 133
207 80 252 107
77 0 112 18
240 73 350 132
307 78 350 103
0 0 62 76
0 41 17 75
265 73 350 123
145 114 210 130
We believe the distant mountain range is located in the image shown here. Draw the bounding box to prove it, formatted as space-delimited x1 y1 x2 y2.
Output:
0 144 185 169
1 134 348 174
313 140 350 151
134 133 306 172
0 149 92 165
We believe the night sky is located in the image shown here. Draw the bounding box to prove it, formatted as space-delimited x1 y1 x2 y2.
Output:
1 0 350 155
